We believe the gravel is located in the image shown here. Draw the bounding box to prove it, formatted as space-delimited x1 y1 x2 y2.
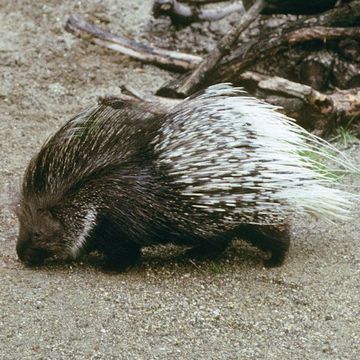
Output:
1 1 359 359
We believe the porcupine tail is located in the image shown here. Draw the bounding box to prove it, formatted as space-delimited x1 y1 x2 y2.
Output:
154 83 360 224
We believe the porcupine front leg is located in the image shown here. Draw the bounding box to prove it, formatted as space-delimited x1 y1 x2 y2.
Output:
93 217 141 271
238 224 291 267
100 240 141 271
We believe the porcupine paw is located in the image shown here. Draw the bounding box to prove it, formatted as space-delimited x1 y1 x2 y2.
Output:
261 227 290 268
263 247 287 268
237 224 290 267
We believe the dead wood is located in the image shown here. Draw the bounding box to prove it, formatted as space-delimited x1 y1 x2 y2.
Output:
157 1 360 96
119 84 181 108
214 2 360 81
181 0 235 3
157 0 265 97
158 26 360 95
64 0 360 132
65 15 202 71
97 85 182 118
152 0 244 25
243 0 337 15
240 71 360 132
286 27 360 43
65 2 360 77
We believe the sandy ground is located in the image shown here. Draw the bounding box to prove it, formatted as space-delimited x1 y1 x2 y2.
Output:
0 1 359 359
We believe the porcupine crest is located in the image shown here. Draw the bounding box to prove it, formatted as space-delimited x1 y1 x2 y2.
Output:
153 84 358 227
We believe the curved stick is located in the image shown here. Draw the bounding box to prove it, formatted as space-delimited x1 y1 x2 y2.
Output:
65 15 202 71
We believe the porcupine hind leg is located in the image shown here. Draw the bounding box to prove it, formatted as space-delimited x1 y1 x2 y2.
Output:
237 224 291 267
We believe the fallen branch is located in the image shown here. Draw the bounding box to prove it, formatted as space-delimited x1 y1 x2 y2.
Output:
216 5 360 81
64 1 360 132
97 92 179 115
328 88 360 119
119 84 181 108
160 0 265 97
156 1 360 95
65 3 360 78
241 71 333 113
159 26 360 94
65 15 202 71
101 72 359 135
240 71 360 131
243 0 337 15
181 0 234 3
287 26 360 43
152 0 244 25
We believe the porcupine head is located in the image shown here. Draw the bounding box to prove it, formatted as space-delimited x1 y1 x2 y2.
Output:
16 98 162 267
15 84 359 269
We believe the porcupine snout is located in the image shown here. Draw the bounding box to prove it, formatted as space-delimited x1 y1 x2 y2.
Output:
16 229 51 266
16 207 66 266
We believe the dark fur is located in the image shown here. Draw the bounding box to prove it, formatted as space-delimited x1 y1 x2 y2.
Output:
16 99 290 270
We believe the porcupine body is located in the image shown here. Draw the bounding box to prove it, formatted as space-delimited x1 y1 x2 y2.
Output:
16 84 357 270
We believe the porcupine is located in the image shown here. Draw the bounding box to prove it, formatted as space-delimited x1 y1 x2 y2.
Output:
16 84 358 270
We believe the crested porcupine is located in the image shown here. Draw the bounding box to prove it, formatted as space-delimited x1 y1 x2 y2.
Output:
16 84 358 270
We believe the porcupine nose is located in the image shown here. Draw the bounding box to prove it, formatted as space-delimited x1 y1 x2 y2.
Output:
16 233 47 266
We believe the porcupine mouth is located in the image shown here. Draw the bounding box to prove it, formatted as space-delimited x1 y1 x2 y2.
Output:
17 247 53 266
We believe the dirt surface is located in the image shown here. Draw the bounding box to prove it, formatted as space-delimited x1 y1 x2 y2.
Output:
1 1 359 359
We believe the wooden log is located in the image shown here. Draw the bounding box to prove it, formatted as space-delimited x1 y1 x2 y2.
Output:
158 1 360 95
239 71 360 132
243 0 337 14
